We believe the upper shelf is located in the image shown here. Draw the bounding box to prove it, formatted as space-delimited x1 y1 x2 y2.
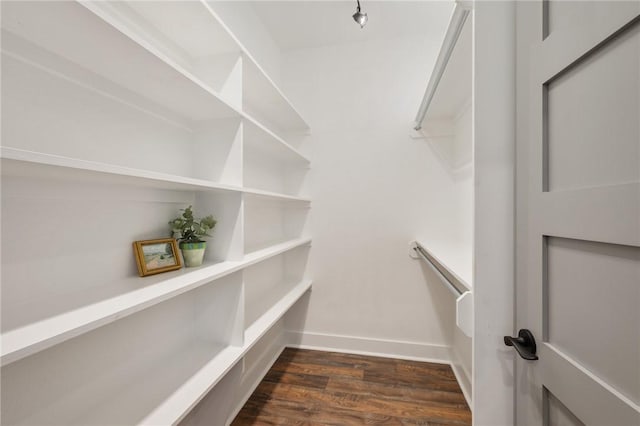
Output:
0 147 311 203
86 0 310 132
243 115 310 165
415 3 472 129
1 1 241 126
2 1 309 134
242 57 310 132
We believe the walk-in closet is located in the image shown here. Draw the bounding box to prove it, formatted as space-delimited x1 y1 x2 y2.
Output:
2 1 638 425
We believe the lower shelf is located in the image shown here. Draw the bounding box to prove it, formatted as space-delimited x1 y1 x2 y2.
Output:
137 344 244 425
143 280 312 425
245 279 312 345
1 278 312 426
80 342 237 426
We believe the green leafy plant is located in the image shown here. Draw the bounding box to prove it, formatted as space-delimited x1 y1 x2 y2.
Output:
169 205 217 244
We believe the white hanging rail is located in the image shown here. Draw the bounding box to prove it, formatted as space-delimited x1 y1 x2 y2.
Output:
410 240 473 337
413 2 471 131
410 241 467 297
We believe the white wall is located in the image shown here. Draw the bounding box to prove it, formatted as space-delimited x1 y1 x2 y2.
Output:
281 35 461 361
453 105 474 250
207 1 283 85
425 103 474 250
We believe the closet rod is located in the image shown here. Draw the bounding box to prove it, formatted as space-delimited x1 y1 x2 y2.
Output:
413 245 464 297
413 2 471 131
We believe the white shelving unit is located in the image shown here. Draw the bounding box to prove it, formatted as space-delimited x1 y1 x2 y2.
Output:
0 1 311 424
242 58 310 132
81 0 310 133
413 1 474 406
415 4 472 175
414 3 473 289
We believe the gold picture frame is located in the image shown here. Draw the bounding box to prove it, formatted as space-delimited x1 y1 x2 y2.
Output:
133 238 182 277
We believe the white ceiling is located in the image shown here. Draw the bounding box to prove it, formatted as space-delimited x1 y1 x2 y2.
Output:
247 1 454 51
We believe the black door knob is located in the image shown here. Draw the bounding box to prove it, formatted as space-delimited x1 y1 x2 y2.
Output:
504 329 539 360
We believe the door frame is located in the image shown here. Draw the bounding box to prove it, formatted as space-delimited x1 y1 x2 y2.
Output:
471 1 517 425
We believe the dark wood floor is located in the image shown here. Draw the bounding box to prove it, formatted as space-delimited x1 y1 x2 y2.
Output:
232 348 471 425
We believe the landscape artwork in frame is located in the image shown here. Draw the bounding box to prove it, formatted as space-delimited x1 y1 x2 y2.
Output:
133 238 183 277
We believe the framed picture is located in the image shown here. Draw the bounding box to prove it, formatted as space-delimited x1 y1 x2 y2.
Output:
133 238 182 277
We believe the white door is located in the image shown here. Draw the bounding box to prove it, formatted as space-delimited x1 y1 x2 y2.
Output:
515 1 640 425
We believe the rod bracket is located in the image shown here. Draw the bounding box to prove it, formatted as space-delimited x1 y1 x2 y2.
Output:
408 240 420 259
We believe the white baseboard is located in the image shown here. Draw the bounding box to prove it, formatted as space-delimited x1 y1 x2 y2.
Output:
449 355 472 407
285 330 451 364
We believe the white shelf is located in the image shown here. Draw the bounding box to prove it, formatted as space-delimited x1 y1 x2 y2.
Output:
8 0 310 164
122 344 243 426
197 0 310 131
1 2 312 423
245 279 312 344
1 147 310 203
120 0 240 60
242 55 310 132
420 7 472 125
0 237 311 367
0 147 242 194
85 0 309 132
79 342 239 426
243 238 312 265
243 115 310 165
2 1 241 125
243 188 311 204
142 279 312 425
415 239 472 290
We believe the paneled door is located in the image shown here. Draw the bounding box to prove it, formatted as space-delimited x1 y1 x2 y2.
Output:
515 1 640 425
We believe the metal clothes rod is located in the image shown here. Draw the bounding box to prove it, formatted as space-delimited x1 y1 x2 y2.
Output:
413 3 471 131
413 245 464 297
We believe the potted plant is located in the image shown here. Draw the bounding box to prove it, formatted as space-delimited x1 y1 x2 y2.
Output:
169 205 217 267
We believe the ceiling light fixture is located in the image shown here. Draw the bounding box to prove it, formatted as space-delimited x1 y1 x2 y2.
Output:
352 0 368 28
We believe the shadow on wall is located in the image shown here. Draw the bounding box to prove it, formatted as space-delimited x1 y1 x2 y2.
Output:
418 102 473 183
426 134 472 182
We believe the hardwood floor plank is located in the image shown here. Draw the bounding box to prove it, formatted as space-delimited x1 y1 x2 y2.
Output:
278 348 394 369
363 361 457 382
232 348 471 426
271 358 364 379
247 381 470 423
250 381 362 411
325 376 468 406
236 397 405 426
395 362 458 380
362 370 463 393
263 369 330 389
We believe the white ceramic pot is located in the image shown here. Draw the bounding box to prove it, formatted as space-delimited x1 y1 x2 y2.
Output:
180 241 206 267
